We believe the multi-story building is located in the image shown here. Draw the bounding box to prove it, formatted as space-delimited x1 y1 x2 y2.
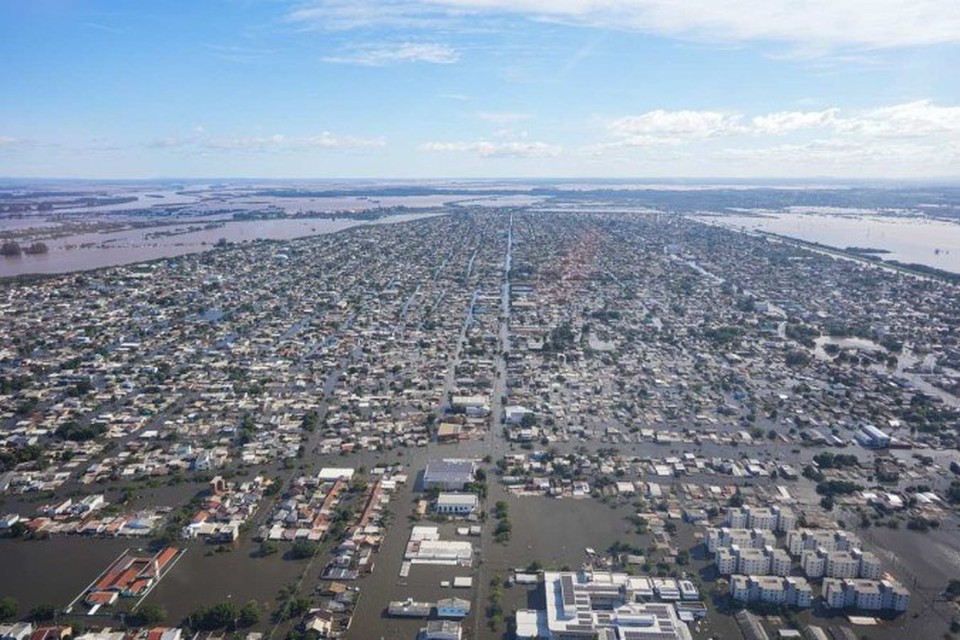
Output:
825 551 861 579
730 575 813 608
537 571 694 640
725 505 796 532
726 507 749 529
717 545 791 577
800 550 826 578
706 527 776 553
716 548 737 576
787 529 860 556
774 506 797 533
822 578 910 612
799 547 884 580
736 548 771 576
768 547 792 576
853 549 883 580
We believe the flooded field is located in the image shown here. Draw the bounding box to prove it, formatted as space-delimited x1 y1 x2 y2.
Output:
700 211 960 274
0 212 442 277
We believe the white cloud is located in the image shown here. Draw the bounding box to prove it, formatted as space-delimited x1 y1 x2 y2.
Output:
751 109 838 134
0 136 21 148
836 100 960 137
420 139 561 157
603 101 960 145
150 131 385 152
323 42 459 66
288 0 960 52
592 100 960 176
608 110 743 141
476 111 530 124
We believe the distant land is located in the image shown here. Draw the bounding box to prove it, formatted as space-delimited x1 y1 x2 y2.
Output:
3 179 960 278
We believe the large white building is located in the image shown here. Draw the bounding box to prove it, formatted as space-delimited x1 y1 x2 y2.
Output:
423 460 477 491
822 578 910 612
716 545 791 577
538 571 693 639
800 547 883 579
726 505 796 532
706 527 776 553
434 492 479 515
787 529 860 556
730 575 813 608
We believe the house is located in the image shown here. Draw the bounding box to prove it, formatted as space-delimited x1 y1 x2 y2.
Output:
423 460 476 491
436 598 471 619
0 623 34 640
419 620 461 640
436 423 463 442
304 610 334 637
504 405 532 425
29 627 72 640
435 493 479 516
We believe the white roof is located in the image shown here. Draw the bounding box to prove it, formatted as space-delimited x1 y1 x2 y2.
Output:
318 467 355 481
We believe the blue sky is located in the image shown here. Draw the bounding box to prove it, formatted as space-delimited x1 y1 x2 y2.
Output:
1 0 959 179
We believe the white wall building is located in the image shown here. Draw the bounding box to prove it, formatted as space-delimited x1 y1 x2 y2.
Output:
822 578 910 612
434 492 479 515
731 575 813 608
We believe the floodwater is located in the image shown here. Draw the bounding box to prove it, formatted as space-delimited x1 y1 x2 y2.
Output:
0 213 442 278
341 435 648 640
0 537 139 613
701 211 960 274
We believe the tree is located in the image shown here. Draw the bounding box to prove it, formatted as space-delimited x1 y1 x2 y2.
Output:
28 604 56 622
728 489 744 508
190 602 238 630
0 597 18 622
947 481 960 504
129 603 166 627
0 241 22 257
291 540 318 559
946 579 960 599
238 600 261 627
785 350 811 367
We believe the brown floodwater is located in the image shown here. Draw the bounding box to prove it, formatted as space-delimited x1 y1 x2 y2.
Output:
0 213 441 278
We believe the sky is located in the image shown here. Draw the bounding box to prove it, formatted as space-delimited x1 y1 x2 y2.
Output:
1 0 960 179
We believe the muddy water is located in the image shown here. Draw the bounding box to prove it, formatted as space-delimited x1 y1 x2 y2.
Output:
142 539 306 624
0 537 137 613
341 432 645 640
0 213 442 278
704 212 960 274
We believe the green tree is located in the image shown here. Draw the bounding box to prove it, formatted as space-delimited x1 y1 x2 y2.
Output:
239 600 261 627
28 604 56 622
0 597 18 622
291 540 318 559
190 602 238 630
129 603 166 627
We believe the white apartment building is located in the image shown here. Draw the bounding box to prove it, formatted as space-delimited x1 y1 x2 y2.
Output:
706 527 777 553
822 578 910 612
731 575 813 608
787 529 860 556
